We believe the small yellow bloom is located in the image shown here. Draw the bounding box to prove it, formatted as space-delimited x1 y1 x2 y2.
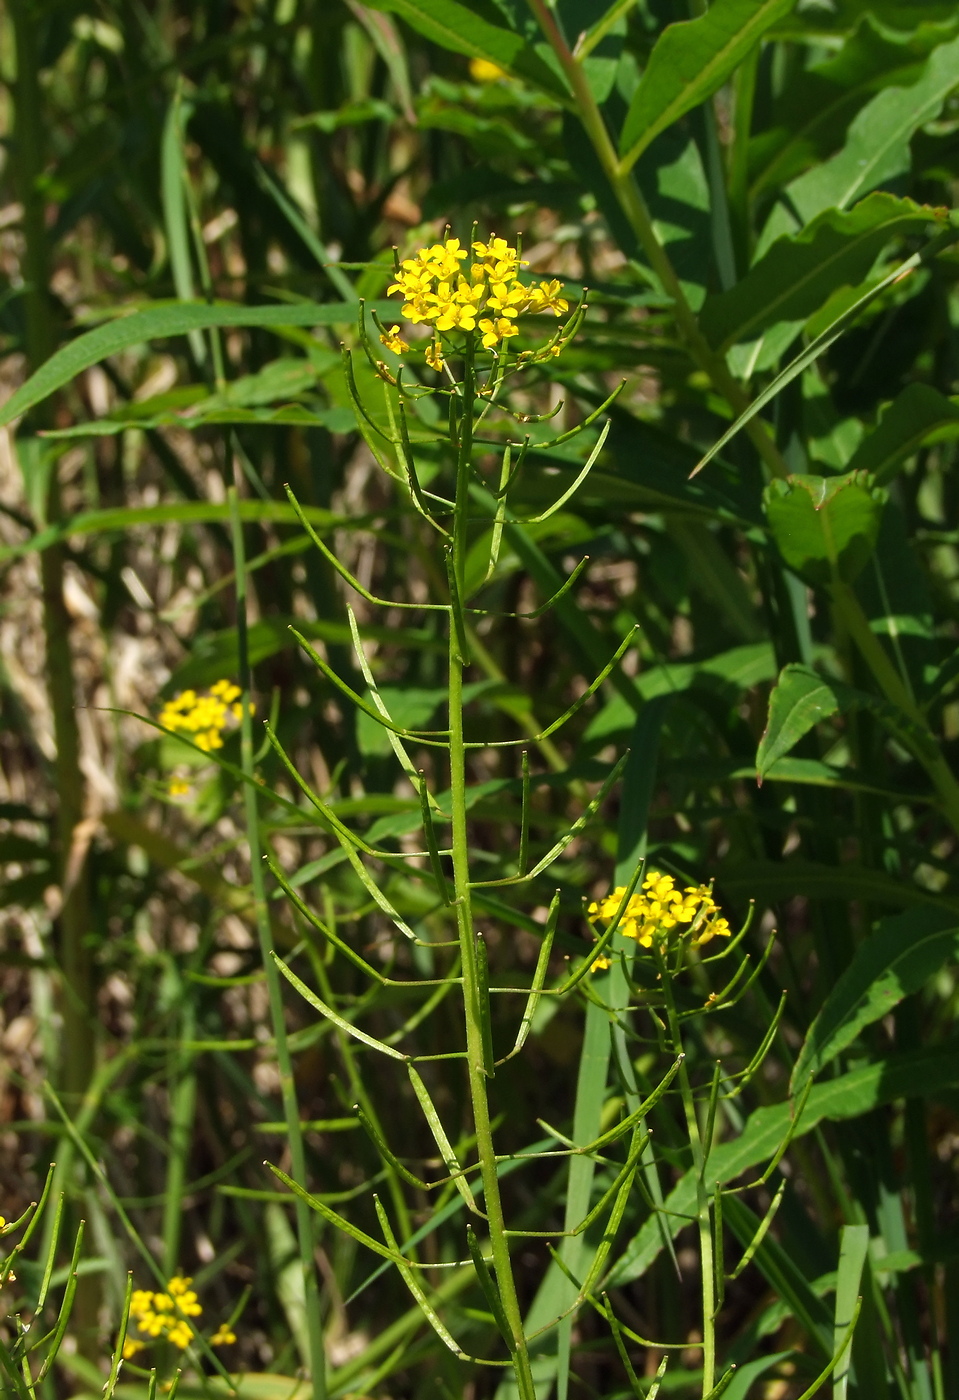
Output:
379 325 409 355
527 279 569 316
590 954 612 972
122 1337 146 1359
425 341 444 372
211 1323 237 1346
469 56 508 83
168 777 190 797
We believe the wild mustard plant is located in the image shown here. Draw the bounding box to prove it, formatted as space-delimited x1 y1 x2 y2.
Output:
257 233 838 1400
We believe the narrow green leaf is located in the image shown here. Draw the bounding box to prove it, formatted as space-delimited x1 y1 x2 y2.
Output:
0 301 392 429
723 1196 832 1357
618 0 796 171
719 859 959 915
833 1225 869 1400
791 907 959 1091
363 0 570 100
700 194 944 351
161 89 204 365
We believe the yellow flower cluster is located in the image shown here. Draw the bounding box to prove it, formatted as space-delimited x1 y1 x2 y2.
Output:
124 1275 203 1356
158 679 246 752
588 871 731 965
385 235 569 355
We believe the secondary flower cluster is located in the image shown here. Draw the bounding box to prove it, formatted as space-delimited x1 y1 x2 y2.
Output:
124 1275 203 1355
158 679 246 752
122 1274 236 1358
381 235 569 361
588 871 731 968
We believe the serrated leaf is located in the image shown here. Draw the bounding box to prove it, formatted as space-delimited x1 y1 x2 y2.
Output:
786 31 959 221
791 907 959 1091
618 0 796 171
764 471 886 585
363 0 570 100
757 664 841 780
700 193 944 351
0 301 392 429
846 381 959 483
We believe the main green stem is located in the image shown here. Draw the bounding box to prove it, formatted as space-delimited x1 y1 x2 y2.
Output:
659 961 716 1397
229 486 327 1400
449 350 536 1399
11 0 95 1105
525 0 790 484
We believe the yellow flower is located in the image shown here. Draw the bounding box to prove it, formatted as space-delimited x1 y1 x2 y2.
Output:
126 1275 203 1353
586 872 731 953
159 681 247 753
590 954 612 972
469 56 508 83
379 325 409 355
211 1323 237 1346
384 232 572 359
527 279 569 316
425 341 444 372
122 1338 145 1359
168 777 190 797
479 316 520 350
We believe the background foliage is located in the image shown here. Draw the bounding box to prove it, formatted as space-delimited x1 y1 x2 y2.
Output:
2 0 959 1397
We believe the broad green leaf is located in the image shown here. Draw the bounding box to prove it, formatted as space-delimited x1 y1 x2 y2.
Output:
363 0 570 100
748 13 955 199
357 687 443 758
846 382 959 483
700 194 944 351
691 221 959 479
786 31 959 221
168 619 444 692
791 907 959 1091
610 1032 959 1284
0 301 391 429
618 0 796 171
756 664 840 780
764 471 886 585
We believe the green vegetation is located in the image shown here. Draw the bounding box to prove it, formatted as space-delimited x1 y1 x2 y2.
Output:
2 2 959 1398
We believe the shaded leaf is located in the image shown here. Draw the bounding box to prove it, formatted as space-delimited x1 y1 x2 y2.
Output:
700 194 944 351
786 31 959 221
611 1032 959 1284
791 907 959 1091
757 664 840 780
845 381 959 483
764 471 886 585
